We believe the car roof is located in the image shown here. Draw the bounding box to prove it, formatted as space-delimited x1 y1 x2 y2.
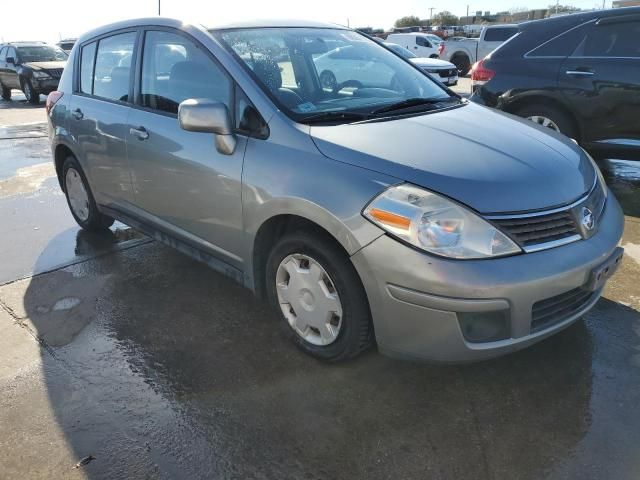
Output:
209 19 348 30
74 17 350 46
3 41 48 46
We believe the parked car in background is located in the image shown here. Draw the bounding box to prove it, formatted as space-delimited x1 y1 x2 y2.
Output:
441 24 518 75
0 41 67 103
471 7 640 160
48 18 624 363
386 33 440 58
57 38 77 53
385 42 458 86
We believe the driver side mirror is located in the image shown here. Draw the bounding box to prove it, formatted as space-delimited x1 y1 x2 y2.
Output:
178 99 236 155
6 57 15 65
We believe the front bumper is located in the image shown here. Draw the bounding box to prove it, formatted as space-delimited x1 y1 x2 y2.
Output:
31 78 60 94
351 193 625 362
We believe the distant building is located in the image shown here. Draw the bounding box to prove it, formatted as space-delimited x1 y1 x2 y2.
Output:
612 0 640 6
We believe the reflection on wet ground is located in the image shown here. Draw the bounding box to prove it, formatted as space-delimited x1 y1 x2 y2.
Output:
1 238 639 479
601 159 640 218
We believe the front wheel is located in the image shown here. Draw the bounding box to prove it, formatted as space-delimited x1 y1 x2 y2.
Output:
266 230 373 362
21 78 39 104
62 156 114 232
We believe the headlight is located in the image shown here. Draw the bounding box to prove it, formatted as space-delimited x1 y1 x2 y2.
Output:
32 71 51 79
363 184 521 259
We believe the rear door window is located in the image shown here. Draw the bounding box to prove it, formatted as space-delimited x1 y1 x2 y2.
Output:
93 32 136 102
527 22 591 57
484 27 518 42
139 30 231 115
79 42 97 94
575 20 640 58
0 47 6 62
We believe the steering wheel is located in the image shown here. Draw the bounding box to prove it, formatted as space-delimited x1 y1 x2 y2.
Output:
333 79 364 93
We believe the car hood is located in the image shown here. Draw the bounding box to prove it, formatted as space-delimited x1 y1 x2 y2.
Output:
309 103 595 214
23 61 66 71
410 58 455 69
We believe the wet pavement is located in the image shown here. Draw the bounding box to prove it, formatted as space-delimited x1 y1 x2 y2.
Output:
0 98 639 479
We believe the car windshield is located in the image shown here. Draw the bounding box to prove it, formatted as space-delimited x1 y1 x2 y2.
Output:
215 27 455 123
17 45 68 62
385 43 417 59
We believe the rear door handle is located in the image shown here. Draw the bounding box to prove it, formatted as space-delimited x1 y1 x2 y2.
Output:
566 70 594 77
71 108 83 120
130 126 149 141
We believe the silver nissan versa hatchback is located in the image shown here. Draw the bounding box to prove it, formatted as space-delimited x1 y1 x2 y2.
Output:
47 18 624 362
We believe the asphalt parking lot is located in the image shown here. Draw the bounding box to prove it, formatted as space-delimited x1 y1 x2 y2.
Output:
1 89 640 479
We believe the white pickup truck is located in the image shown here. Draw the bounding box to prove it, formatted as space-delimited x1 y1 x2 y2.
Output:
441 24 518 75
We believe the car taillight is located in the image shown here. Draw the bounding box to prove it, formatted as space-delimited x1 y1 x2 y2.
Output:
438 43 444 56
45 91 63 115
471 59 495 85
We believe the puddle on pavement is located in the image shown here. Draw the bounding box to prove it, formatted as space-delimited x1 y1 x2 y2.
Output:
600 159 640 218
0 162 55 198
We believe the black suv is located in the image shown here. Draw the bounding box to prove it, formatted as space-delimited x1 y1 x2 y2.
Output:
470 8 640 160
0 41 68 104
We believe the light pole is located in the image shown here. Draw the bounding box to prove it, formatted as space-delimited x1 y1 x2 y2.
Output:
158 0 161 16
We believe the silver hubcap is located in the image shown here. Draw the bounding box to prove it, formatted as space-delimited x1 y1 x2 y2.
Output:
65 168 90 221
275 254 343 346
527 115 560 132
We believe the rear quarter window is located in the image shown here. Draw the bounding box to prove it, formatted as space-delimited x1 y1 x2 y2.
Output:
79 42 97 94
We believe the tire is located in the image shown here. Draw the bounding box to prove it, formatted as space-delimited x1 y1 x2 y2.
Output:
266 230 373 362
515 104 577 140
21 78 39 104
319 70 337 91
1 84 10 100
62 156 114 232
451 54 471 76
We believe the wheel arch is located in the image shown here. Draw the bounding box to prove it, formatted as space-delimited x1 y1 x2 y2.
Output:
503 94 582 142
54 143 76 191
250 211 379 299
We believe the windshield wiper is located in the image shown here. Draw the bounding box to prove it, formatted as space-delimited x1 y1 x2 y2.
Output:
371 97 452 115
301 111 370 124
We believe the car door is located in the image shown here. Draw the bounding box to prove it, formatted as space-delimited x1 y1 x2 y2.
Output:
5 47 20 88
126 28 247 269
0 47 7 87
67 31 138 207
414 36 434 57
559 16 640 150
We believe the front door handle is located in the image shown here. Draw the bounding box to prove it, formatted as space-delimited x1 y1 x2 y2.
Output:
566 70 594 77
130 126 149 141
71 108 83 120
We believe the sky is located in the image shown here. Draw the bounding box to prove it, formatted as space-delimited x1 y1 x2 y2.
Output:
0 0 608 44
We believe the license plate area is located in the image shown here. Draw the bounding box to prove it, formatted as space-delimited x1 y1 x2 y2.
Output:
586 247 624 292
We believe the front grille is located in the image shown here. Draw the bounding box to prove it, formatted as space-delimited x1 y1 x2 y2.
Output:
46 68 63 79
436 68 457 78
492 211 579 248
531 287 596 333
487 179 607 252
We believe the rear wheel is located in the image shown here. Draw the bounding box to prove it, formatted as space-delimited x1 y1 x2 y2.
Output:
515 104 577 140
1 84 10 100
62 156 114 232
266 230 373 362
21 78 39 104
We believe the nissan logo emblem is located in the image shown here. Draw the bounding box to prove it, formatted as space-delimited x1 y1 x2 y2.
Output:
581 207 595 231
